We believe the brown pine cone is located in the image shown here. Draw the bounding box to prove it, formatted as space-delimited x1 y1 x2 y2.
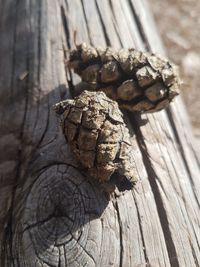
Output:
68 43 180 113
54 91 137 192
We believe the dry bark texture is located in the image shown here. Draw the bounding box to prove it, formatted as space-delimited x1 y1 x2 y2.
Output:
68 43 180 113
0 0 199 267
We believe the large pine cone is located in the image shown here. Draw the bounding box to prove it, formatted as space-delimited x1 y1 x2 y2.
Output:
54 91 137 192
68 43 180 113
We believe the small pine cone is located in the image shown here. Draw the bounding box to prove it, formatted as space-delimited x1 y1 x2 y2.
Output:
68 43 180 113
54 91 137 192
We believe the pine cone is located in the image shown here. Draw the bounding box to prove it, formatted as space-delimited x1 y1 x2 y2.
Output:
54 91 137 192
68 43 180 112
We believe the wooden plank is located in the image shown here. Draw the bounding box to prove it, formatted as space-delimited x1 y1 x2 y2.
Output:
0 0 199 266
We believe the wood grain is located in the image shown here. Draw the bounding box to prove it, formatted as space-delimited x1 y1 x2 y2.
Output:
0 0 199 266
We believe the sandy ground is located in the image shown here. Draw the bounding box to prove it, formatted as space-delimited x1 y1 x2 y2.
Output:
150 0 200 142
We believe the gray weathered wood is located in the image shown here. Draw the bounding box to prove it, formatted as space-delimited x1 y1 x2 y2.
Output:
0 0 199 266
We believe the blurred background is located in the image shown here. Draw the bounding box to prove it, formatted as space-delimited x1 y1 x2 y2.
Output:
151 0 200 151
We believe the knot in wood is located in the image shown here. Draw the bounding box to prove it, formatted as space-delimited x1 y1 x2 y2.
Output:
17 165 108 266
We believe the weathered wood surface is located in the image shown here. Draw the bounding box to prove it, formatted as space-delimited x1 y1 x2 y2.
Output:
0 0 199 266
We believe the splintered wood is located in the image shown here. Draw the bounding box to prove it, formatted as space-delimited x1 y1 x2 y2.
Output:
68 43 180 112
54 91 137 192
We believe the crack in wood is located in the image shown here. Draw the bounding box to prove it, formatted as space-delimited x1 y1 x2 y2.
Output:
94 0 111 46
189 239 199 267
61 5 71 50
113 198 123 267
37 0 42 94
132 191 150 266
1 0 32 264
131 115 180 267
108 0 124 47
167 108 200 209
128 0 150 51
80 0 93 45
